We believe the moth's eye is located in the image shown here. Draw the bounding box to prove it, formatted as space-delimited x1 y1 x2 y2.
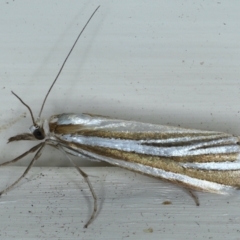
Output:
33 128 44 140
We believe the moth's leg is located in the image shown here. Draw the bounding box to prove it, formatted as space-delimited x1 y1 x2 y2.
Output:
0 143 43 167
57 146 97 228
185 189 200 206
0 143 45 196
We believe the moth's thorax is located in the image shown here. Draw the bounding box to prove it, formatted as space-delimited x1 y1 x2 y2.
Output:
48 113 89 135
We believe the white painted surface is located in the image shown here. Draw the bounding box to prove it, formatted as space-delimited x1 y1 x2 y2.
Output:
0 1 240 237
0 166 239 240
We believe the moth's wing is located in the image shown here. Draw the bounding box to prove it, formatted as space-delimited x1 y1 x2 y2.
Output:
50 113 240 194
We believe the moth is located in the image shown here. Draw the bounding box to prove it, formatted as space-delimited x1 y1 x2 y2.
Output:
1 5 240 228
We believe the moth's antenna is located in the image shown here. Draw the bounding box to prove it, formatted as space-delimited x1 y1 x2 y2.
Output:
11 91 36 126
38 5 100 118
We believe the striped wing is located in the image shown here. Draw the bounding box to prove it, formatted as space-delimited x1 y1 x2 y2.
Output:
49 113 240 194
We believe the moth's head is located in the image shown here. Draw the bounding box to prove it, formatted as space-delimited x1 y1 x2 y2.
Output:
8 91 46 143
8 119 45 143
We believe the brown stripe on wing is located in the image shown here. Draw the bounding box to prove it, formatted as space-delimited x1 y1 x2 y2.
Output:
67 142 240 187
51 124 229 141
49 123 85 134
